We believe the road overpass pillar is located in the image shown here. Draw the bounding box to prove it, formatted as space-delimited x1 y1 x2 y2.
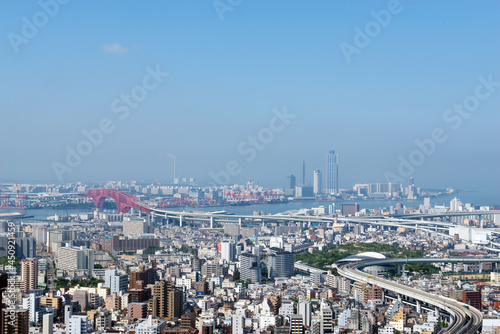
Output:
397 293 402 302
210 216 214 229
179 215 183 228
416 300 421 313
480 215 483 229
239 218 242 226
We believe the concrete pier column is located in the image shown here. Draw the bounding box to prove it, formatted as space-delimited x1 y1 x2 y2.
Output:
210 216 214 229
179 215 183 227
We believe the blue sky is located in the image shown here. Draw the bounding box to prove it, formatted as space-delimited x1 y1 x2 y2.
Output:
0 0 499 195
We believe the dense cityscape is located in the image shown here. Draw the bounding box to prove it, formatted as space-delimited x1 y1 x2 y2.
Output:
1 151 500 334
1 1 499 334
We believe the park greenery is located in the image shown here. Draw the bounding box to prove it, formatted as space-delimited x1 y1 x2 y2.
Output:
55 277 104 289
295 243 425 271
0 256 19 268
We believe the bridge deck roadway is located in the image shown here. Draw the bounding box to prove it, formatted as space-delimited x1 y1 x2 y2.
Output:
333 258 486 333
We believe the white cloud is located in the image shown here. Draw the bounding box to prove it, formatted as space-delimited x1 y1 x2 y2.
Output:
101 43 128 54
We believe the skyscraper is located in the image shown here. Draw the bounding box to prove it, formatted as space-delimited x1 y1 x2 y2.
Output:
15 237 36 259
313 169 322 195
20 259 38 293
302 160 306 185
325 150 339 194
239 253 261 284
286 175 296 190
267 248 294 279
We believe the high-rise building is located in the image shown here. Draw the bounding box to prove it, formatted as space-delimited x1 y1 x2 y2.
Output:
20 259 38 293
56 246 94 276
15 237 36 259
149 280 183 319
267 248 294 279
220 240 236 262
22 293 43 324
320 301 334 333
289 314 304 334
325 150 339 194
46 230 62 253
2 309 29 334
302 160 306 185
240 253 261 283
42 313 53 334
450 197 463 211
104 270 128 295
0 271 7 331
298 301 312 327
129 267 157 290
313 169 322 195
231 314 244 334
286 175 296 190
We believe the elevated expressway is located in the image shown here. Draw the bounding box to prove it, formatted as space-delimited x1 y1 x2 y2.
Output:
334 257 500 333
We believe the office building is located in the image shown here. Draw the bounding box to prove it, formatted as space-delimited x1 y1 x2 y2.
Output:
56 246 94 276
220 240 236 262
46 231 62 253
295 185 313 198
15 237 36 259
325 150 339 194
149 280 183 319
286 175 296 190
267 248 294 279
240 253 261 284
41 293 63 317
313 169 322 195
20 259 38 293
104 269 128 294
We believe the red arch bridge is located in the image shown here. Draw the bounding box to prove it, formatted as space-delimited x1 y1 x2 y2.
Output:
85 189 151 214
